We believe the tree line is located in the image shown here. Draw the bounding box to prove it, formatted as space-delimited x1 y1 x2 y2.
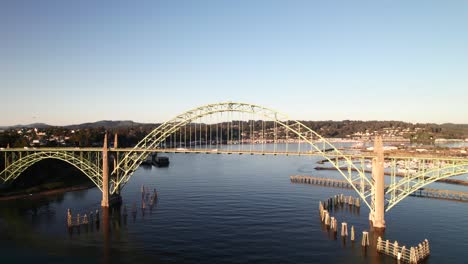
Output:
1 120 467 148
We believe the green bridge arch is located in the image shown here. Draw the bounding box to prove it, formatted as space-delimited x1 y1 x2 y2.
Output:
113 102 374 208
1 102 467 215
1 151 103 191
386 162 468 211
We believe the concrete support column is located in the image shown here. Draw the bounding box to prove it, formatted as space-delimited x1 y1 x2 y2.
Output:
114 133 118 148
101 133 109 208
371 136 386 229
113 133 120 195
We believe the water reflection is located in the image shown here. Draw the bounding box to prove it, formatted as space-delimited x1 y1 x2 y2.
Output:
140 164 153 171
1 153 467 263
64 185 158 240
103 207 110 264
66 201 158 238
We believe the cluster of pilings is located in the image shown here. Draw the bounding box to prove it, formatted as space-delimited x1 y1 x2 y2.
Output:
322 193 361 210
66 187 158 234
319 200 370 247
67 208 100 231
140 185 158 212
124 186 159 220
376 236 430 263
67 206 130 235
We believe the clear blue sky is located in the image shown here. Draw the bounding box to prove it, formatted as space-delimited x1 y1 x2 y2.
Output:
1 0 467 126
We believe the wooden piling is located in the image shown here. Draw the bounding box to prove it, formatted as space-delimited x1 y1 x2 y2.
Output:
319 201 324 218
410 247 416 263
424 239 430 256
350 226 355 241
393 241 399 257
401 246 406 261
322 210 328 223
67 209 72 228
324 212 330 226
341 222 348 237
419 244 425 260
361 231 369 247
332 218 337 232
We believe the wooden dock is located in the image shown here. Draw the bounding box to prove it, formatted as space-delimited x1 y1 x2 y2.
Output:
314 166 468 186
290 175 468 202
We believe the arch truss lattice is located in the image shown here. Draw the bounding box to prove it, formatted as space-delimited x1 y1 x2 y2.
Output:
385 158 468 211
1 102 467 215
1 150 103 191
113 102 374 209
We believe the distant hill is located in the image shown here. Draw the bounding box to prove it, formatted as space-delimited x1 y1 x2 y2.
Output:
0 120 152 130
437 123 468 138
440 123 468 129
1 120 467 139
64 120 151 129
0 123 52 130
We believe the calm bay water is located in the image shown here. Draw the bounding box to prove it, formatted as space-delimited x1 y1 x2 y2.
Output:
0 152 467 263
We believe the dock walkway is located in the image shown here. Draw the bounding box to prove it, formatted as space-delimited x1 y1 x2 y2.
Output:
290 175 468 202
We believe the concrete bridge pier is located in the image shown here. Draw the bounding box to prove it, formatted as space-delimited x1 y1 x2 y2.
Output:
101 133 109 208
370 136 386 230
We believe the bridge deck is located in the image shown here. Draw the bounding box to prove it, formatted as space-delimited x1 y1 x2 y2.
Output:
2 147 468 162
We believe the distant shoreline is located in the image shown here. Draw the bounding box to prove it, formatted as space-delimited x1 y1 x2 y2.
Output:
0 183 95 201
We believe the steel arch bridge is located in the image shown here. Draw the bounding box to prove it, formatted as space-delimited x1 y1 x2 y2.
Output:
1 102 468 219
111 102 374 208
1 150 103 191
385 160 468 211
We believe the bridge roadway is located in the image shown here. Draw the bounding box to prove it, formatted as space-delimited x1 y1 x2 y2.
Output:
3 147 468 162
